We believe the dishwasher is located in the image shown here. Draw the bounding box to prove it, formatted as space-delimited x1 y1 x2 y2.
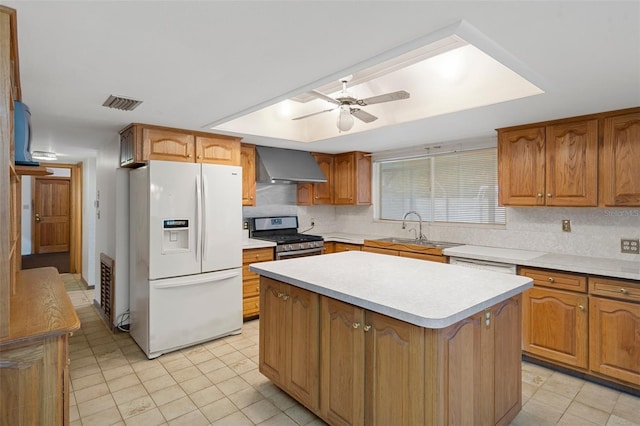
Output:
449 257 517 275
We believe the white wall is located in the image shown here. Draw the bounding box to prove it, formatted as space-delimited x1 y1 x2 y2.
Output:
82 158 97 287
94 137 120 305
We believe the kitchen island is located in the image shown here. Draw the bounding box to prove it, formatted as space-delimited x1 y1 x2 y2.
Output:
250 251 533 426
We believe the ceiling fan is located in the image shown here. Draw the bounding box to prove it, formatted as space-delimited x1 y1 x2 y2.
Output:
292 77 410 131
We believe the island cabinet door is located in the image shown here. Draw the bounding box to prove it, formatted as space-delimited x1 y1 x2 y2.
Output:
364 311 425 426
522 287 588 369
259 278 320 411
320 297 366 426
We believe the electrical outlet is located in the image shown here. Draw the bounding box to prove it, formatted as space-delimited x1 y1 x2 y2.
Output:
621 239 640 254
562 219 571 232
242 221 249 230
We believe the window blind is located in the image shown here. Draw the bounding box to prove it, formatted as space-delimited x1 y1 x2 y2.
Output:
378 148 505 224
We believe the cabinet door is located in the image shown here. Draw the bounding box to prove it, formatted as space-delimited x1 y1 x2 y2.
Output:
286 285 320 410
240 144 256 206
498 127 545 206
143 127 195 162
119 125 143 167
296 183 313 206
259 278 286 386
312 153 334 204
0 336 65 424
589 296 640 385
320 297 365 426
334 153 355 205
365 311 424 426
545 120 598 206
522 287 588 368
491 296 522 426
601 111 640 206
196 135 240 165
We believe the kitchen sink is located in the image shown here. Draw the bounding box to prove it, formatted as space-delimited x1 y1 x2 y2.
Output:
374 237 460 249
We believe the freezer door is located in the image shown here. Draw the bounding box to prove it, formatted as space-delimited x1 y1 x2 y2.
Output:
201 164 242 272
148 269 242 358
149 161 201 279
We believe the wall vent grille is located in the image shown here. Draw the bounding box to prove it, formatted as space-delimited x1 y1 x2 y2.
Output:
102 94 143 111
99 253 115 331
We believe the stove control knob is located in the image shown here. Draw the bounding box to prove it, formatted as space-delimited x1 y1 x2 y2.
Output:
287 244 293 251
301 243 307 249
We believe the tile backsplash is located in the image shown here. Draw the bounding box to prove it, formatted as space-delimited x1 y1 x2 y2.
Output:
244 184 640 260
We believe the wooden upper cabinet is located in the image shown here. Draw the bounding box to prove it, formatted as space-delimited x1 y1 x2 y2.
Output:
240 143 256 206
119 123 242 167
545 119 598 206
498 127 546 206
498 119 598 206
297 152 334 205
144 127 195 162
334 151 371 205
195 135 241 165
601 111 640 206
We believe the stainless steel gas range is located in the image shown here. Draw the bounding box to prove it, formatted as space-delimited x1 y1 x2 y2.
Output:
248 216 324 260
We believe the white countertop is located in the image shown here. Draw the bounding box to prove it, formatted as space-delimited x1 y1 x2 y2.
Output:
250 251 533 329
444 245 640 280
318 232 386 245
242 238 276 249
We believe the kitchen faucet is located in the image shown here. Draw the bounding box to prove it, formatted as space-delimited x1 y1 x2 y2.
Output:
402 211 426 241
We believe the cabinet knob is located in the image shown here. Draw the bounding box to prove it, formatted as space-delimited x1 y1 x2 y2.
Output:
256 286 259 292
250 196 254 200
363 324 371 332
197 155 201 159
620 288 628 294
187 154 192 158
353 322 361 329
578 304 585 311
277 292 284 298
537 193 543 198
548 277 555 283
547 193 552 197
255 254 259 259
282 294 290 301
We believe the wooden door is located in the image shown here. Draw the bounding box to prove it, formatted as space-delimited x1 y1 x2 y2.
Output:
522 287 588 368
545 119 598 206
240 144 256 206
195 135 240 165
312 153 334 204
589 296 640 385
320 297 365 426
365 311 424 426
333 153 355 205
34 177 70 254
601 111 640 206
286 285 320 410
143 127 195 162
497 127 546 206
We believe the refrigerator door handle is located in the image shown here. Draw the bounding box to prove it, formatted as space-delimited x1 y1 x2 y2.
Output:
195 174 202 263
153 269 241 289
202 174 208 262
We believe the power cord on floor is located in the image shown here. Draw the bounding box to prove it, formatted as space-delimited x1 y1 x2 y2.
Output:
116 310 130 332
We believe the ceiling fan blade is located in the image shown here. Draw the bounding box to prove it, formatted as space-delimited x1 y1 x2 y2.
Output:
358 90 410 106
292 106 337 120
309 90 341 105
351 108 378 123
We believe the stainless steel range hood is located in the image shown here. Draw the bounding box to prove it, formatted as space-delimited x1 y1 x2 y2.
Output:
255 146 327 183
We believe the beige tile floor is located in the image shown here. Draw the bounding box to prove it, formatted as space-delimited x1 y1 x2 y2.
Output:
62 274 640 426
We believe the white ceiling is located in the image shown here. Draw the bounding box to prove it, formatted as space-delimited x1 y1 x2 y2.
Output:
5 1 640 164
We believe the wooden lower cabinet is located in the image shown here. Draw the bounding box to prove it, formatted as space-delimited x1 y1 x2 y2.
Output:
261 276 523 426
242 247 274 319
589 296 640 385
259 278 320 410
522 286 589 369
0 335 69 424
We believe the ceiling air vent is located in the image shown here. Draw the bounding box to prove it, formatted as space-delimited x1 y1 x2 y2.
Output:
102 95 143 111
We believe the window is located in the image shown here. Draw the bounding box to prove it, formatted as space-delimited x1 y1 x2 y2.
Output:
377 148 505 224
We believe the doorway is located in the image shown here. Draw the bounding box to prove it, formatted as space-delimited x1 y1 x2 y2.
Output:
21 163 82 274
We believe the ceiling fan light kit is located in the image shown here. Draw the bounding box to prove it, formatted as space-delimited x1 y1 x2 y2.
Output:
292 78 410 132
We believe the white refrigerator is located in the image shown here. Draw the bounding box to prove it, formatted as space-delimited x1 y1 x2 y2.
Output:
129 160 242 359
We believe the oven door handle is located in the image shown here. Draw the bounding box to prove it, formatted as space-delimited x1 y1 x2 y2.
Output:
277 247 324 259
